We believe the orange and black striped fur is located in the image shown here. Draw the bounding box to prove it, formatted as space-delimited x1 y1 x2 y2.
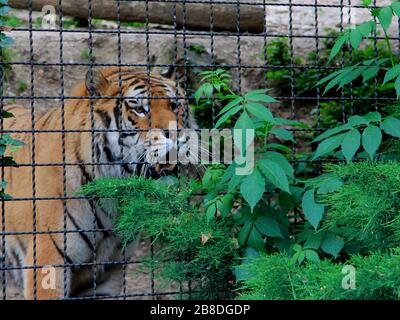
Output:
0 67 197 299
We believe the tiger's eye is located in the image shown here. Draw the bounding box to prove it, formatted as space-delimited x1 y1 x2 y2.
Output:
136 106 145 114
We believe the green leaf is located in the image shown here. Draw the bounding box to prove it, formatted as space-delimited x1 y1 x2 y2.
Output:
245 91 278 103
395 76 400 99
228 173 244 193
378 6 393 32
234 111 254 131
258 159 290 193
247 226 265 252
215 104 242 128
304 231 325 249
238 223 253 247
217 96 243 116
328 32 349 62
313 133 345 160
321 232 345 258
312 124 351 143
245 102 274 122
357 20 375 37
270 128 294 142
302 190 324 230
361 0 372 7
363 111 381 122
362 65 380 82
205 204 216 221
264 151 294 179
392 2 400 16
266 143 292 153
381 117 400 138
383 64 400 84
347 115 369 126
362 125 382 159
316 178 343 194
255 215 283 238
341 129 361 162
349 28 362 49
305 250 320 263
240 168 265 211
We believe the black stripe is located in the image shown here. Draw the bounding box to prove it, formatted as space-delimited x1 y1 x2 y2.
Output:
66 210 95 251
113 100 122 130
95 110 111 128
50 235 73 265
88 200 110 238
122 163 133 174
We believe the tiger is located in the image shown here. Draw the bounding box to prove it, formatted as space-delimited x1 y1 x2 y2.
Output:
0 67 199 299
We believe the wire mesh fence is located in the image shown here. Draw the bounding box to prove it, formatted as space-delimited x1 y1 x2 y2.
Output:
0 0 398 300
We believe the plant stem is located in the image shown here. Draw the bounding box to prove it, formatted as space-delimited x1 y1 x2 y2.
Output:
383 30 396 67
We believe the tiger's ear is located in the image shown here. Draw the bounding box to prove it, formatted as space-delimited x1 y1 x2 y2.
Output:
85 69 110 96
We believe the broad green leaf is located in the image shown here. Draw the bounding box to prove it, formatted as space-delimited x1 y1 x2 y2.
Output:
316 178 343 194
381 117 400 137
349 28 362 49
234 111 254 131
245 102 274 122
215 104 242 128
218 96 243 116
341 129 361 162
302 189 324 230
259 159 290 193
255 216 283 238
245 92 278 103
202 83 214 99
247 226 265 252
266 143 292 153
378 6 393 32
338 66 368 88
313 133 345 160
321 232 345 258
328 32 349 62
347 115 369 126
392 2 400 16
205 204 216 221
383 64 400 84
270 128 294 142
240 168 265 211
312 124 351 143
361 0 372 7
305 250 320 263
228 173 244 193
273 117 305 127
238 223 253 247
362 65 380 82
304 231 325 249
362 125 382 158
264 151 294 179
357 20 375 37
278 191 295 213
395 76 400 98
363 111 381 122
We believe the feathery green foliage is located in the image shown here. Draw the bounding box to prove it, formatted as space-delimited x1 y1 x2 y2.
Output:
79 177 239 299
238 249 400 300
321 161 400 252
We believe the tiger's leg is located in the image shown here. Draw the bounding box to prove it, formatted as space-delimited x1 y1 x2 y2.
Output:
23 235 72 300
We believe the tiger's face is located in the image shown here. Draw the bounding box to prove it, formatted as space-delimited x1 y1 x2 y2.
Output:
86 68 197 178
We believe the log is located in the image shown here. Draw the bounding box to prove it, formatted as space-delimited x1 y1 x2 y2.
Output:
9 0 265 33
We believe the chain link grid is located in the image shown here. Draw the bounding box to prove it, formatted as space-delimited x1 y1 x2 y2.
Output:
0 0 396 300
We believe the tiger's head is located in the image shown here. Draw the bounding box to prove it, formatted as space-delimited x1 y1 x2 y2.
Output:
83 67 199 179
